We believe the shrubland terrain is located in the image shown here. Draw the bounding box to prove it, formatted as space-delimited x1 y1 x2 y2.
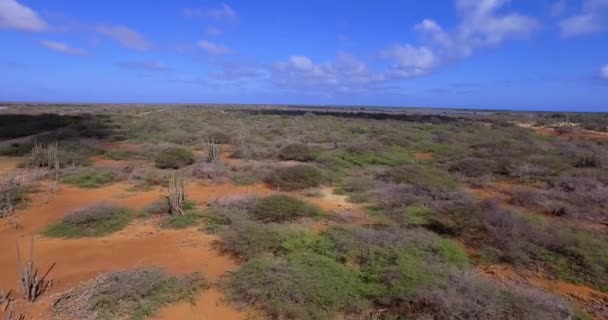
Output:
0 104 607 320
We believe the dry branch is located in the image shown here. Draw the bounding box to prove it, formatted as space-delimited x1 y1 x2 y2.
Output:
16 239 54 302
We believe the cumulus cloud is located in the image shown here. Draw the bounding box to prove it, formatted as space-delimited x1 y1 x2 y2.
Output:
117 61 169 72
198 40 229 55
0 0 46 31
183 3 237 23
40 40 87 56
601 65 608 79
271 52 384 93
559 0 608 37
380 0 539 78
249 0 540 95
97 24 151 50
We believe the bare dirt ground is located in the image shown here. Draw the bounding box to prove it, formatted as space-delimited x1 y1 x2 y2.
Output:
413 152 433 160
0 180 276 319
0 149 369 320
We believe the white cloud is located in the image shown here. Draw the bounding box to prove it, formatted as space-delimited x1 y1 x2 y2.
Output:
40 40 87 56
601 64 608 79
97 24 151 50
197 40 229 55
384 0 539 77
559 0 608 37
0 0 46 31
183 3 237 23
271 52 383 93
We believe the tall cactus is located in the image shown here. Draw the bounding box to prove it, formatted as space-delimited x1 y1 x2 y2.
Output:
203 138 221 163
168 171 185 215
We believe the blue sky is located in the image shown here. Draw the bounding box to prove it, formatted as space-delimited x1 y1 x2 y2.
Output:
0 0 607 111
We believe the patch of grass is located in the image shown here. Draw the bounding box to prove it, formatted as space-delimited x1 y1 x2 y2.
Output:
340 145 413 167
251 195 323 223
160 211 202 229
104 150 138 160
0 142 33 156
278 143 315 161
61 168 117 188
44 203 133 238
265 165 323 190
53 269 207 320
154 146 194 169
226 253 368 320
379 164 459 192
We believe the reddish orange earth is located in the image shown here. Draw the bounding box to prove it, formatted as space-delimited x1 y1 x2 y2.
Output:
0 181 273 320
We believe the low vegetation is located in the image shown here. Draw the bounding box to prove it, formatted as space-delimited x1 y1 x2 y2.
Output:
278 143 315 161
154 146 194 169
251 195 322 223
61 168 118 188
52 269 207 320
266 164 323 190
44 203 133 238
3 106 606 319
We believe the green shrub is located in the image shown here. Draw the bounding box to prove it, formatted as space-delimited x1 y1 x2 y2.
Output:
251 195 322 223
160 211 202 229
217 219 283 259
278 143 315 161
266 165 323 190
104 150 138 160
61 168 117 188
44 203 133 238
379 164 459 191
53 269 207 320
154 146 194 169
204 131 231 144
340 145 413 167
0 184 29 213
226 253 368 320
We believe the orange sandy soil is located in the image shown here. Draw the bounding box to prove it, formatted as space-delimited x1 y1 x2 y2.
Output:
0 148 370 320
467 181 608 318
516 123 608 142
0 181 275 320
413 152 433 160
0 156 23 177
479 264 608 319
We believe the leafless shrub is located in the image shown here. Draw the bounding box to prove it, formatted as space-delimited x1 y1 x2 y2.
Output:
415 271 575 320
16 239 54 302
189 162 227 182
507 163 552 182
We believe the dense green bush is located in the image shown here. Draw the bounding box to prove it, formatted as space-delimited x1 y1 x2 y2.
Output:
278 143 315 161
226 253 368 320
266 165 323 190
154 146 194 169
251 195 322 223
44 203 133 238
